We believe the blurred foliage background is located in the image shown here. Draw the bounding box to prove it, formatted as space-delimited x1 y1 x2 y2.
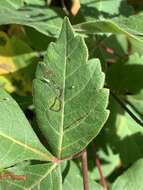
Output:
1 0 143 189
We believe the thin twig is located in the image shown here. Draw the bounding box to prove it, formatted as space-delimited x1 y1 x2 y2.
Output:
81 149 89 190
92 144 108 190
125 99 143 119
61 0 69 15
45 0 52 6
61 150 84 162
110 90 143 127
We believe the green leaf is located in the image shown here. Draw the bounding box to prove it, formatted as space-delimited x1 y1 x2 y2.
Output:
105 96 143 167
74 15 143 43
0 0 24 9
63 161 104 190
0 163 61 190
33 18 109 159
111 159 143 190
80 0 133 18
0 0 45 8
0 3 137 41
0 3 136 40
0 5 64 38
0 89 55 169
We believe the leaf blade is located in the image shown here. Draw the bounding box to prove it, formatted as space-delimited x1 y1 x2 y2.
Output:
33 18 109 159
0 5 63 38
111 159 143 190
0 89 55 168
0 163 62 190
74 15 143 43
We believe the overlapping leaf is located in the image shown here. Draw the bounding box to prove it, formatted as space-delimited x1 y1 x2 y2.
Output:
0 163 61 190
0 0 24 9
0 89 55 169
33 18 109 159
74 15 143 43
111 159 143 190
1 0 47 8
0 5 64 38
0 3 141 42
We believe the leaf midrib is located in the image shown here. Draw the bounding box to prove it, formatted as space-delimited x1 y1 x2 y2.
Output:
58 26 69 158
0 131 53 162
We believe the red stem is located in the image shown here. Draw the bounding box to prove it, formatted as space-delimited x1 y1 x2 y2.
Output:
92 144 108 190
81 149 89 190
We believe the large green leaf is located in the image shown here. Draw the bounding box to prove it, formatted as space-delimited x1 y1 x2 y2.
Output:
74 15 143 43
0 0 23 8
111 159 143 190
33 18 109 159
0 0 45 8
0 163 61 190
0 5 64 38
0 3 140 41
0 89 55 169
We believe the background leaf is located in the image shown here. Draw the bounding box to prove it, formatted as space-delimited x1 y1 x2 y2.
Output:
0 4 64 38
103 96 143 167
0 0 24 9
0 90 55 168
111 159 143 190
0 163 61 190
74 15 143 43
